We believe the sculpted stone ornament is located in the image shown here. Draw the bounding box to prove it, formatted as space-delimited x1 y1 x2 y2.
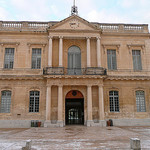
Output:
69 19 79 29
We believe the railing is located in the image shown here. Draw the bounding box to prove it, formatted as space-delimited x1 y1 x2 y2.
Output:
43 67 107 75
43 67 64 75
93 23 149 33
0 21 148 33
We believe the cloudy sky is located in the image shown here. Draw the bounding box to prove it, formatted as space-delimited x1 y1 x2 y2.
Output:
0 0 150 27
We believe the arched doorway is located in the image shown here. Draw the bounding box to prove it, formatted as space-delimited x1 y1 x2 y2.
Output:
68 46 81 75
65 90 84 125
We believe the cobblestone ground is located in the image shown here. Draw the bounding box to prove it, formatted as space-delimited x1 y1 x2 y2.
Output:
0 126 150 150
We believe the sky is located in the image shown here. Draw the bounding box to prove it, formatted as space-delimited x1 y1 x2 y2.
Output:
0 0 150 27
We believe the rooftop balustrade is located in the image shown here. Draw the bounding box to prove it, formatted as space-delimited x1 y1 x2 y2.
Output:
0 21 148 33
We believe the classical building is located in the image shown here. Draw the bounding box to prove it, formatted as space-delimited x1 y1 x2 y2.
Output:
0 4 150 128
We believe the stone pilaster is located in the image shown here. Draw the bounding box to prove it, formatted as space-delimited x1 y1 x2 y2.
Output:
57 85 64 127
87 37 91 67
44 86 51 127
98 86 106 126
48 36 53 67
87 85 94 126
97 37 101 67
59 36 63 67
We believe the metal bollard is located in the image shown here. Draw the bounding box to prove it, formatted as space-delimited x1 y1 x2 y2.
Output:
130 138 141 150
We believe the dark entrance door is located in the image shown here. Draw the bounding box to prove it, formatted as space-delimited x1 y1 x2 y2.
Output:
65 99 84 125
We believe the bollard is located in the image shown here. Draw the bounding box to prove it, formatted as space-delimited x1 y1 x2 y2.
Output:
130 138 141 150
22 140 32 150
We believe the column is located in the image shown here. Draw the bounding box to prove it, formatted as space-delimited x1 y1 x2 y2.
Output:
48 36 53 67
98 86 106 126
87 85 93 126
57 85 63 127
97 37 101 67
87 37 91 67
59 37 63 67
44 86 52 127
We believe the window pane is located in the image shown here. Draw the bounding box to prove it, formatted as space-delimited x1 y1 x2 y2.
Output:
4 48 14 69
107 50 117 70
32 48 41 69
132 50 142 70
136 91 146 112
68 46 81 75
109 91 119 112
29 91 40 113
0 91 11 113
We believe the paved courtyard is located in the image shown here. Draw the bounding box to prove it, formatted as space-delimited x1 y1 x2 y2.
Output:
0 126 150 150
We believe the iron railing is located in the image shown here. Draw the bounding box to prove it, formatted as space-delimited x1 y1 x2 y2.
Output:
43 67 107 75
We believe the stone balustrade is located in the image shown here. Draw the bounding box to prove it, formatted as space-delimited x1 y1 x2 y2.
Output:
43 67 107 75
0 21 148 33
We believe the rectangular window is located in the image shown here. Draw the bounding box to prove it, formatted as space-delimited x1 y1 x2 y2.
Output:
32 48 41 69
29 91 40 113
109 91 119 112
136 91 146 112
4 48 14 69
107 50 117 70
132 50 142 70
0 91 11 113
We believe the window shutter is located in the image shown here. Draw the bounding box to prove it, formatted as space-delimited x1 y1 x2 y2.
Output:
107 50 117 70
107 50 111 70
112 51 117 70
132 50 142 70
32 49 41 69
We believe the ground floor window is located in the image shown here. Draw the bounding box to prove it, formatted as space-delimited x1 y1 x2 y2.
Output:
0 91 11 113
29 91 40 113
136 91 146 112
109 91 119 112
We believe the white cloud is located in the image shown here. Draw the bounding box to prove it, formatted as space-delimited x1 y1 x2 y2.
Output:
0 7 10 20
87 9 129 24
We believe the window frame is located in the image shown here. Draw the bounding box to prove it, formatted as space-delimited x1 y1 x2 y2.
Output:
0 90 11 113
109 90 120 112
132 50 142 71
4 48 15 69
31 48 42 69
107 49 117 70
135 90 146 112
29 91 40 113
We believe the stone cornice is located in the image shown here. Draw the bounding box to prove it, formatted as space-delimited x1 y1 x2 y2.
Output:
0 42 20 46
43 75 106 79
0 75 44 80
105 76 150 81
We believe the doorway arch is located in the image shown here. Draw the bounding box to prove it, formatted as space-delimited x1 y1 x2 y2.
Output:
65 90 84 125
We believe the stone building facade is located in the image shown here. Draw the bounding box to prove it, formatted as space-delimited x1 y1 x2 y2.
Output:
0 13 150 128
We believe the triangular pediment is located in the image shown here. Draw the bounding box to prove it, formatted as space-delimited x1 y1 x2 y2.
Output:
50 15 99 31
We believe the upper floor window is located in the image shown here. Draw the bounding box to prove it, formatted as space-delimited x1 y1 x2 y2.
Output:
4 48 14 69
29 91 40 113
132 50 142 70
109 91 119 112
0 91 11 113
107 50 117 70
68 46 81 75
136 91 146 112
32 48 41 69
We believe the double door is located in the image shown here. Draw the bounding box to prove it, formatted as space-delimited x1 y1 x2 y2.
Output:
65 99 84 125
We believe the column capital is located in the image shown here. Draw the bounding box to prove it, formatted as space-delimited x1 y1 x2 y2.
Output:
87 85 92 88
86 37 91 39
98 84 104 88
96 37 101 40
59 36 63 39
58 84 63 87
48 36 53 39
46 85 52 88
